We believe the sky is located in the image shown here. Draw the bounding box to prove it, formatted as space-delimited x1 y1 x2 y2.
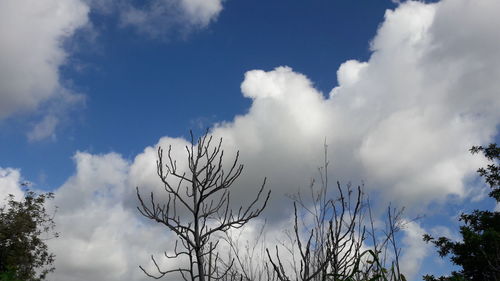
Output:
0 0 499 280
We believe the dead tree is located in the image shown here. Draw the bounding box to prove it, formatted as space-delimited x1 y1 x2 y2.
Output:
137 131 270 281
266 183 365 281
265 144 407 281
266 146 366 281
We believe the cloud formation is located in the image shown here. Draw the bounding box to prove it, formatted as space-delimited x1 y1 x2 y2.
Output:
400 220 430 279
0 0 88 127
45 152 168 281
1 0 500 280
118 0 224 37
0 0 225 140
0 168 24 204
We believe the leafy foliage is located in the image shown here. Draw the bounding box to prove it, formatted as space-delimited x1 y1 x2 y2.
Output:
0 190 58 281
0 269 21 281
423 144 500 281
470 144 500 201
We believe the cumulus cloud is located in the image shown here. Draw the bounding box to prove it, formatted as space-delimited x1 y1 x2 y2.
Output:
399 220 431 279
0 0 88 128
0 168 24 204
45 152 179 281
1 0 499 280
0 0 223 141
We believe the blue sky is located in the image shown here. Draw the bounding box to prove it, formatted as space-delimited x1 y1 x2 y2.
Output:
1 0 397 188
0 0 499 280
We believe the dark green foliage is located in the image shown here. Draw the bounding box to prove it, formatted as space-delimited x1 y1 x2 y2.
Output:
423 144 500 281
0 269 21 281
0 190 58 281
470 144 500 201
422 273 467 281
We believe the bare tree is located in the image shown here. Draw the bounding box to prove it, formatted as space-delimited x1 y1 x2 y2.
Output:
266 144 407 281
266 146 365 281
220 220 272 281
137 131 271 281
266 183 365 281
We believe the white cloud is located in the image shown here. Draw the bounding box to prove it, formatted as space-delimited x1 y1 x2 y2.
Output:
0 0 88 123
0 0 88 141
0 168 24 204
119 0 223 37
46 152 178 281
430 225 460 242
27 115 59 142
0 0 222 141
399 220 430 280
180 0 224 26
327 0 499 208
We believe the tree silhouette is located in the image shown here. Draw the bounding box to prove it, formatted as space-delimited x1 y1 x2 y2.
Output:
265 146 407 281
137 131 270 281
0 189 58 281
424 143 500 281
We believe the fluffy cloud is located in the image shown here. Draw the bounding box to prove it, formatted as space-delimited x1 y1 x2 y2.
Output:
0 0 224 140
0 0 223 116
45 152 180 281
207 0 498 211
0 0 88 134
3 0 500 280
0 168 24 204
399 221 431 279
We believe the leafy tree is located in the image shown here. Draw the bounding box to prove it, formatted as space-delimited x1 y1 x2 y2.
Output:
471 144 500 201
0 269 21 281
136 131 270 281
0 190 58 281
423 143 500 281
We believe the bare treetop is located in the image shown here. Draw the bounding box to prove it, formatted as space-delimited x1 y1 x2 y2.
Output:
137 131 270 281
